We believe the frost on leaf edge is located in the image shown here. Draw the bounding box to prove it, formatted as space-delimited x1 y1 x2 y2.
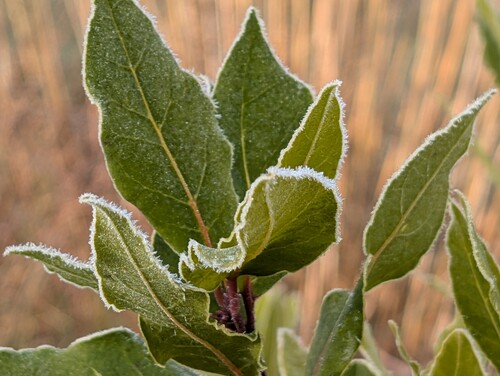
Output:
362 89 497 257
277 80 348 182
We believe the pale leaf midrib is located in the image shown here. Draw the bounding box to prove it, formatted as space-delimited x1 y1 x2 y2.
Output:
100 207 243 376
304 87 335 167
366 120 472 279
104 1 212 247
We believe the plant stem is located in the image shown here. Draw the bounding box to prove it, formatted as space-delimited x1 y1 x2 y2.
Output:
226 278 245 333
242 276 255 332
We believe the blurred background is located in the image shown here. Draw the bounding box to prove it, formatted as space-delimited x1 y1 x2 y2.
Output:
1 0 499 372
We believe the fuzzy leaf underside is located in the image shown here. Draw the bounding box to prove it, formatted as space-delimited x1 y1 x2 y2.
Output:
446 195 500 371
213 8 313 198
429 329 484 376
84 0 237 253
4 244 98 290
363 90 495 290
277 328 308 376
179 240 245 291
238 167 341 276
81 194 262 376
305 280 364 376
0 328 198 375
278 81 346 180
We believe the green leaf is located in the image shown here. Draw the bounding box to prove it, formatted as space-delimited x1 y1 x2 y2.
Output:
278 80 347 180
213 8 313 198
248 271 288 297
80 194 262 376
430 329 484 376
388 320 421 376
0 327 199 375
305 279 364 376
277 328 308 376
341 360 379 376
179 241 245 291
152 233 180 273
363 90 496 290
446 193 500 371
84 0 238 253
140 319 262 376
238 167 341 276
4 244 98 290
477 0 500 85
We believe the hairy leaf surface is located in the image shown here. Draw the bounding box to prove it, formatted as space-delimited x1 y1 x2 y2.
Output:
430 329 483 376
4 244 98 290
277 328 308 376
363 90 495 290
213 8 313 198
84 0 237 253
305 280 364 376
179 240 244 291
278 81 346 180
0 328 198 375
81 194 262 376
238 167 341 276
447 195 500 371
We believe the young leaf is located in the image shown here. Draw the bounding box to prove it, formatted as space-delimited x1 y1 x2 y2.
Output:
0 327 199 375
213 8 313 198
277 328 308 376
4 244 98 290
278 80 347 180
446 194 500 371
341 360 379 376
179 241 245 291
84 0 238 253
476 0 500 85
237 166 341 276
81 194 262 376
254 287 300 376
388 320 421 376
305 279 364 376
429 329 484 376
363 90 496 290
359 322 391 376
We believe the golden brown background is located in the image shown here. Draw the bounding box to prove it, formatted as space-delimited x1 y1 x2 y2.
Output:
1 0 499 371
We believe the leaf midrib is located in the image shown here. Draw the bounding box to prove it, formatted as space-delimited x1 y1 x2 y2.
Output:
100 207 243 376
105 1 212 247
365 119 472 282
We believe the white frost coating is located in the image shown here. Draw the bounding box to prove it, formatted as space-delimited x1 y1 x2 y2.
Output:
277 80 348 182
234 166 343 250
189 239 245 273
362 89 497 254
212 7 314 97
4 243 90 269
79 193 190 311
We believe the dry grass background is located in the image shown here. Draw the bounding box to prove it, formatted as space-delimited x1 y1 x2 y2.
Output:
0 0 499 372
